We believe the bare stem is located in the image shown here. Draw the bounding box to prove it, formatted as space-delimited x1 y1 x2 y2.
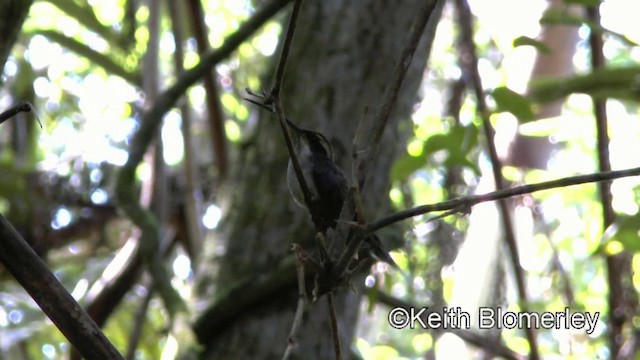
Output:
367 166 640 234
282 244 308 360
327 293 342 360
334 0 442 279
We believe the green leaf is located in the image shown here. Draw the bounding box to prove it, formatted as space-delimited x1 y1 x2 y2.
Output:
391 152 427 181
445 153 480 175
491 87 535 122
423 124 477 154
422 134 450 153
541 10 638 47
392 124 480 181
513 36 551 54
528 66 640 103
562 0 601 6
456 124 479 154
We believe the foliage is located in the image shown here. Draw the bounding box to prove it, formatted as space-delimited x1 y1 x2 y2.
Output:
0 0 639 359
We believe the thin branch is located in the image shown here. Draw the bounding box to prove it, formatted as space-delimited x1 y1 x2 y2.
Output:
259 2 345 356
118 0 183 317
115 0 291 315
333 0 442 280
186 0 229 181
33 30 141 85
366 166 640 234
282 244 308 360
120 0 291 172
267 0 315 218
271 0 302 98
0 101 42 127
168 0 204 262
0 214 123 359
246 90 332 242
454 0 539 357
263 0 332 244
542 227 575 306
84 236 143 328
125 283 153 360
45 0 126 50
586 4 630 357
326 293 342 360
358 0 441 186
351 107 369 222
273 100 317 231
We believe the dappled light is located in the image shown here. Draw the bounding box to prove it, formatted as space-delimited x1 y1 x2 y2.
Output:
0 0 639 359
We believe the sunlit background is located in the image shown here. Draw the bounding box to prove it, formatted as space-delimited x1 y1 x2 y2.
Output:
0 0 639 359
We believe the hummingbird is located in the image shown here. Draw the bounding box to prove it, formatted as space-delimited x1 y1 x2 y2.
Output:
283 117 348 232
246 92 398 269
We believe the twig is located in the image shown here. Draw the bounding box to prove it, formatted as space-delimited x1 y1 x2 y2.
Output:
271 100 319 233
0 101 43 128
245 90 326 237
263 0 331 252
527 66 640 103
244 0 311 230
282 244 308 360
327 293 342 360
357 0 441 186
271 0 302 98
542 226 575 306
119 0 290 173
366 166 640 234
267 0 317 226
333 0 442 280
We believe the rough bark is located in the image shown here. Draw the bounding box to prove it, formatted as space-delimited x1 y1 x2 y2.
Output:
196 1 435 358
0 0 33 77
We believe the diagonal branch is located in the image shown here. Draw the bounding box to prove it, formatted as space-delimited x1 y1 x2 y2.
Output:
0 214 122 359
454 0 539 357
366 166 640 234
115 0 292 315
45 0 126 50
333 0 443 281
33 30 141 85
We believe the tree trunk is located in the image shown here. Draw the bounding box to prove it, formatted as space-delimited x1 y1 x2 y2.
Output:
195 1 439 358
0 0 33 77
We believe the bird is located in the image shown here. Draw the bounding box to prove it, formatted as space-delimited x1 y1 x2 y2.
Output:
246 92 398 269
283 121 399 269
283 117 348 232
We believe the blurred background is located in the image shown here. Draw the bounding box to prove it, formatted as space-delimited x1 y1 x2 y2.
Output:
1 0 639 359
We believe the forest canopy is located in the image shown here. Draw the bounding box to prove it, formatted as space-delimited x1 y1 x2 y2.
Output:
0 0 640 359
